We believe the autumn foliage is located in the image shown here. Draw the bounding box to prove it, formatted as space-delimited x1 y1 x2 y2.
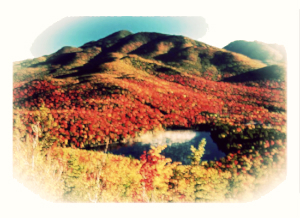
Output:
13 31 286 203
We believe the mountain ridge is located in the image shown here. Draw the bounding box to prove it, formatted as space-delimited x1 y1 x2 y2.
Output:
14 30 269 84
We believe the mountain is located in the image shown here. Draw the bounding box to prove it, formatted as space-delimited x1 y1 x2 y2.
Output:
13 30 286 147
13 30 287 203
223 40 286 65
13 30 267 83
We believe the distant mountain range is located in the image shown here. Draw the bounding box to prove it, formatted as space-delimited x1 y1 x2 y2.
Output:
223 40 286 66
13 30 286 84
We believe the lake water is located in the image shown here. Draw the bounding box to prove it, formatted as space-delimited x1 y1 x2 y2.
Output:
106 130 226 165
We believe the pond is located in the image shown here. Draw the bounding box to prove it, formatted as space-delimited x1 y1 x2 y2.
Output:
105 130 226 165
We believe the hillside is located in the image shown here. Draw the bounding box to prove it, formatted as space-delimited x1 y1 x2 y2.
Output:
223 40 286 65
13 30 266 83
222 64 286 81
13 30 286 203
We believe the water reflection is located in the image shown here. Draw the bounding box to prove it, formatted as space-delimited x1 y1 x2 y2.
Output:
106 131 226 165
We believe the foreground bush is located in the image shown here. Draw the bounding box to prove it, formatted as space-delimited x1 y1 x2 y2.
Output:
13 122 286 203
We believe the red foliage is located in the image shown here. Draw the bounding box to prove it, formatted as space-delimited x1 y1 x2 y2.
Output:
139 151 160 192
13 70 286 151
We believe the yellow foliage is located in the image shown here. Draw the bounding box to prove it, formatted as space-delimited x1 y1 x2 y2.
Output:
13 107 281 203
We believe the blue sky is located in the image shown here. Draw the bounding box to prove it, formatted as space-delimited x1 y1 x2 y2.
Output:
30 16 209 57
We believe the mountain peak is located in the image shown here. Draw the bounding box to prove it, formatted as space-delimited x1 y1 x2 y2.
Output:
103 30 133 39
80 30 132 49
